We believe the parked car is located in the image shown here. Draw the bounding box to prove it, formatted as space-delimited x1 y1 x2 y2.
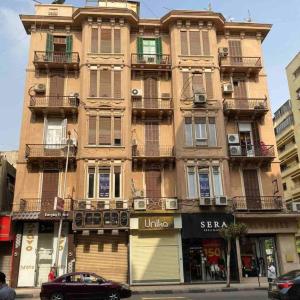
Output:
40 272 132 300
268 269 300 300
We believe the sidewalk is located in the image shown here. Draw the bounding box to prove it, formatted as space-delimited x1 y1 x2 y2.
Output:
15 282 268 298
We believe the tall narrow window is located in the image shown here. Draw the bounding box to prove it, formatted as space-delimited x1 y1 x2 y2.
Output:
101 29 112 53
114 166 121 198
114 117 122 146
212 166 223 196
198 168 210 197
114 71 121 98
114 29 121 53
180 31 188 55
90 70 97 97
87 167 95 198
192 74 204 93
98 168 110 198
99 116 111 145
202 31 210 55
182 72 191 99
189 31 201 55
187 167 197 198
205 73 213 99
100 70 111 97
88 116 97 145
208 117 217 146
91 28 98 53
194 117 207 146
185 117 193 146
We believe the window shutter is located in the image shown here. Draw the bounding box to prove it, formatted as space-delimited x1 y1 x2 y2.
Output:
185 117 193 146
229 40 242 57
114 29 121 53
137 36 143 55
114 117 121 146
88 116 97 145
156 37 162 54
46 33 54 52
99 116 111 145
180 31 188 55
100 69 111 97
101 28 112 53
114 71 121 98
91 28 98 53
66 35 73 62
192 74 204 93
61 118 67 144
182 72 191 99
208 117 217 147
205 73 213 99
202 31 210 55
89 70 97 97
189 31 201 55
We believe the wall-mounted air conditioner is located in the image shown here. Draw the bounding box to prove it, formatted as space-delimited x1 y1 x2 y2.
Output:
200 197 213 206
292 202 300 212
116 200 128 209
222 83 234 93
194 93 207 105
227 134 240 144
165 198 178 210
131 89 142 97
134 199 147 210
215 196 228 206
34 84 46 94
229 145 242 156
97 201 110 210
218 47 229 57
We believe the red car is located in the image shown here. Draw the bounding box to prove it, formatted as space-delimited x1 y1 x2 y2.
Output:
40 272 132 300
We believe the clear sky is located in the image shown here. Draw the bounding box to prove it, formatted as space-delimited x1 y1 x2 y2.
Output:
0 0 299 150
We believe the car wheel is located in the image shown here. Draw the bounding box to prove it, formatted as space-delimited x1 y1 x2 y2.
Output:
50 293 64 300
107 291 120 300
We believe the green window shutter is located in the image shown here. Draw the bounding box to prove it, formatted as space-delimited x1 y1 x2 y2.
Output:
156 37 162 63
137 37 143 62
46 33 54 61
66 35 73 62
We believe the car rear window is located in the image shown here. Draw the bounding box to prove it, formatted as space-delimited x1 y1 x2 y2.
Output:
278 270 300 280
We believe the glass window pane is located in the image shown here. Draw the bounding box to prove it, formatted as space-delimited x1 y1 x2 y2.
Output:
88 167 95 198
114 166 121 198
195 117 207 145
208 117 217 146
99 169 110 198
185 118 193 146
212 166 223 196
187 167 197 198
198 169 210 197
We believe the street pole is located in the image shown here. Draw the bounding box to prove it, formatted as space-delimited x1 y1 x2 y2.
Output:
54 131 71 275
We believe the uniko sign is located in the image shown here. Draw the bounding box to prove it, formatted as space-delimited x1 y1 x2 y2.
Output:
139 216 174 230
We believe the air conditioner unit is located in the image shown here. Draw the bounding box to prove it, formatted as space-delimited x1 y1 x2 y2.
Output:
218 47 229 57
292 202 300 212
85 200 91 210
134 190 143 197
165 198 178 210
131 89 142 97
227 134 240 144
116 200 128 209
222 83 234 93
229 145 242 156
97 201 110 210
134 199 147 210
194 93 207 105
78 201 87 210
34 84 46 93
147 56 155 63
200 197 213 206
69 92 79 98
215 196 228 206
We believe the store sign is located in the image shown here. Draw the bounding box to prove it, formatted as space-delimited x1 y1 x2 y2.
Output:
182 213 234 238
39 211 69 220
0 216 12 241
139 216 174 230
18 222 39 287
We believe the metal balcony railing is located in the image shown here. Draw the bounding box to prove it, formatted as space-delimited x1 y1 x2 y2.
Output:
131 54 171 66
29 96 79 108
220 56 262 68
132 97 173 110
232 196 283 211
133 197 178 211
132 145 175 157
228 143 275 158
34 51 80 65
223 98 268 111
25 144 77 159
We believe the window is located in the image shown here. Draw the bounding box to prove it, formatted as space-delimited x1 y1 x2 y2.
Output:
88 115 122 146
82 274 101 284
274 115 294 136
180 30 210 56
91 27 121 53
184 116 217 147
187 167 197 198
283 183 287 191
63 274 82 283
212 166 223 196
198 168 210 197
86 165 122 199
89 69 122 98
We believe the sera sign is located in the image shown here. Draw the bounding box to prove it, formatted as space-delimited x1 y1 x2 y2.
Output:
139 216 174 230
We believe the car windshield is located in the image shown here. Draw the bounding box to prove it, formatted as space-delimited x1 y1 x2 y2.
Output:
278 270 300 280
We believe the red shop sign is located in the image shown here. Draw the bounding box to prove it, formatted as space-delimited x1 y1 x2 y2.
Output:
0 216 12 241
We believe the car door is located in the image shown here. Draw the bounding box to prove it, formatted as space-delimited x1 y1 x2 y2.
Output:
81 273 106 300
62 274 84 300
288 277 300 300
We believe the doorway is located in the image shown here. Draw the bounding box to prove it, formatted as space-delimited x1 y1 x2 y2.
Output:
243 169 261 210
145 122 159 156
41 170 59 212
49 73 65 106
144 77 158 108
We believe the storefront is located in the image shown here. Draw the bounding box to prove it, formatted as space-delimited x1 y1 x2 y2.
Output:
130 215 183 285
0 216 13 285
181 213 238 283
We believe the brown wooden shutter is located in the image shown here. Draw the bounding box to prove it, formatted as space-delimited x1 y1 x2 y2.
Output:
101 28 112 53
100 70 111 97
114 71 121 98
205 73 213 99
192 74 204 93
114 117 121 146
91 28 98 53
252 122 260 146
145 170 161 198
202 31 210 55
229 40 242 57
180 31 188 55
99 116 111 145
182 72 191 99
145 122 159 156
114 29 121 53
233 78 247 98
243 169 261 209
90 70 97 97
49 73 65 106
88 116 97 145
144 77 158 108
41 170 59 212
189 31 201 55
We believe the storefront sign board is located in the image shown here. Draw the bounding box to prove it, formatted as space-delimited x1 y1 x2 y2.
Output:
0 216 12 241
139 216 174 230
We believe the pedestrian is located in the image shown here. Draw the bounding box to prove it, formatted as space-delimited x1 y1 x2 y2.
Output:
48 267 56 282
267 262 276 282
0 272 16 300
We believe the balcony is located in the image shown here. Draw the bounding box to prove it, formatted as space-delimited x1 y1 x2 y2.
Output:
281 162 300 178
228 143 275 165
220 56 262 74
278 143 297 161
223 98 268 118
132 145 175 161
34 51 80 70
232 196 283 211
29 96 79 114
25 144 77 161
132 97 173 118
132 197 178 213
131 54 171 71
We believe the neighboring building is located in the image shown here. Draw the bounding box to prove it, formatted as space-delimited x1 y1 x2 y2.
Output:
0 151 19 168
0 155 16 285
11 0 299 288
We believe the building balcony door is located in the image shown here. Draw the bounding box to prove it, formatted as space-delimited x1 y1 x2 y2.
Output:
242 169 261 210
145 122 159 156
145 169 161 209
49 73 65 106
144 76 158 108
41 170 59 212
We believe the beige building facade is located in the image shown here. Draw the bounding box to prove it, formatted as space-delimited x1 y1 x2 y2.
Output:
11 0 299 287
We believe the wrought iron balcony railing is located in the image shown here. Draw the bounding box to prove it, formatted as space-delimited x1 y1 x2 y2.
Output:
25 144 77 159
220 56 262 68
131 53 171 69
232 196 283 211
223 98 268 113
29 96 79 109
132 145 175 158
132 97 173 110
228 143 275 158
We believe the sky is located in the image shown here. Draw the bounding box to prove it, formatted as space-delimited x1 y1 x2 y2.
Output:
0 0 299 150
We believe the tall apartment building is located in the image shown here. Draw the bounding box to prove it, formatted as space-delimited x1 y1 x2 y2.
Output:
11 0 299 288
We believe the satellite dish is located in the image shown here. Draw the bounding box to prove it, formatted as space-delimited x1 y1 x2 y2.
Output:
52 0 65 4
